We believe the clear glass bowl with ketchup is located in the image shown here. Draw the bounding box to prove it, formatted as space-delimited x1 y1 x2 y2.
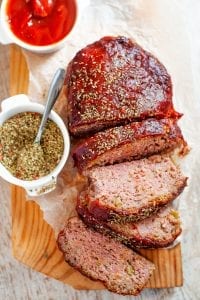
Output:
0 0 77 53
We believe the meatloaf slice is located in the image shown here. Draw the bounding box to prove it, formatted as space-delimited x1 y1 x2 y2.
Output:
57 217 155 295
77 196 182 248
73 118 186 172
81 155 187 223
66 36 181 136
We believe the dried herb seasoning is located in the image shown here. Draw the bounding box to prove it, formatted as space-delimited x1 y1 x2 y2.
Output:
0 112 64 181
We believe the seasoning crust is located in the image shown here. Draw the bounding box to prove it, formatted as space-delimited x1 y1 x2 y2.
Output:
73 118 186 171
66 36 181 135
77 196 182 249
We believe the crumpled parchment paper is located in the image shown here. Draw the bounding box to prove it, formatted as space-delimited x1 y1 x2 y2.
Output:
22 0 198 240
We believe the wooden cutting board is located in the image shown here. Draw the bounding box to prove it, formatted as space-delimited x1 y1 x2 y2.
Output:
10 44 183 290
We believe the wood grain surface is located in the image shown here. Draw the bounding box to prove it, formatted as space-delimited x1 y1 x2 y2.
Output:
10 44 183 290
1 3 200 295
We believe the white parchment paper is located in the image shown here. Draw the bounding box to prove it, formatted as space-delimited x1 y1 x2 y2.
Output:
22 0 199 242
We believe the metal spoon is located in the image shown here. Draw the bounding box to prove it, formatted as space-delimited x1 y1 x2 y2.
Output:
34 68 65 144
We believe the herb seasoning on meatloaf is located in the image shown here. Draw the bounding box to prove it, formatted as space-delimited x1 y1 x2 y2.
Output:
0 112 64 180
66 36 181 135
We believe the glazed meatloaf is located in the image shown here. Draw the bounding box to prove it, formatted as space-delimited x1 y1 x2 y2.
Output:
73 118 186 171
66 36 181 135
77 197 182 248
80 155 187 223
57 217 155 295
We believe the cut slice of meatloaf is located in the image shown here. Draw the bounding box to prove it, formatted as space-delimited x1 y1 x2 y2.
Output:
80 155 187 223
73 118 186 172
77 196 182 248
66 36 181 136
57 217 155 295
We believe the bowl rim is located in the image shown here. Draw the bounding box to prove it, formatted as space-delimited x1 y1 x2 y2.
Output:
0 0 79 52
0 100 70 188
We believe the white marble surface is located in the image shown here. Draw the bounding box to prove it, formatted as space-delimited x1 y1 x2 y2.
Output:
0 0 200 299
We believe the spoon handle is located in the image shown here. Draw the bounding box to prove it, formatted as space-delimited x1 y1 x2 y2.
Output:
34 68 65 144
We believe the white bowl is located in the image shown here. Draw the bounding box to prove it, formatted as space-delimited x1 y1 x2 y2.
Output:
0 0 79 53
0 94 70 196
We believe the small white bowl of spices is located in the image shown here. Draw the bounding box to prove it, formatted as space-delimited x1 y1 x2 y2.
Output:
0 94 70 196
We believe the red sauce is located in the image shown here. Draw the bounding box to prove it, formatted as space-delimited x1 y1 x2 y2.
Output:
6 0 77 46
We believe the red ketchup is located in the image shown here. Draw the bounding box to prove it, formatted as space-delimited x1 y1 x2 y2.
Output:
6 0 77 46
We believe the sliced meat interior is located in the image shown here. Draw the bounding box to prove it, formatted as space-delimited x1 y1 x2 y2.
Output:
57 217 155 295
81 155 187 223
77 196 182 248
62 35 188 296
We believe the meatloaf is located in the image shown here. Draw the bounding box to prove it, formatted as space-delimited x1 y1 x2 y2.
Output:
66 36 181 135
77 196 182 248
73 118 186 171
80 155 187 223
57 217 155 295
